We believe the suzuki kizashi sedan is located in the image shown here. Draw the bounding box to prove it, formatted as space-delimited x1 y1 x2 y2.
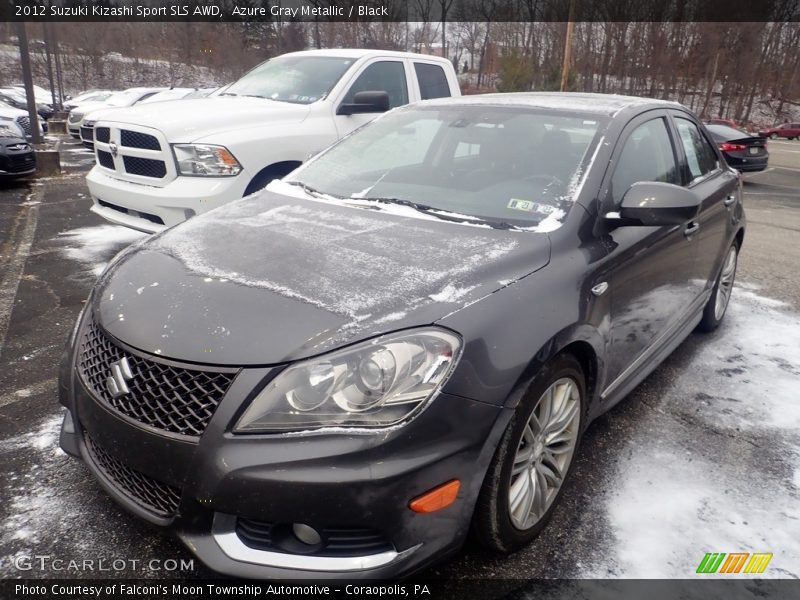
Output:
59 93 745 579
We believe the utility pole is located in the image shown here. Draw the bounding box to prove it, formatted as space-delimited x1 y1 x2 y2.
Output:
559 0 577 92
15 21 43 144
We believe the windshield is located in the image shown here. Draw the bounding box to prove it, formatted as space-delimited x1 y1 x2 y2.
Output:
285 105 605 230
223 55 355 104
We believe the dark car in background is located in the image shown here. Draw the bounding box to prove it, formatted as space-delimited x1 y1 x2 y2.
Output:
58 93 745 579
759 122 800 140
706 123 769 172
0 126 36 178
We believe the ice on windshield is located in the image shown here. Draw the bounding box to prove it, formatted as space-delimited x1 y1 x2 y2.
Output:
223 55 355 104
287 105 604 230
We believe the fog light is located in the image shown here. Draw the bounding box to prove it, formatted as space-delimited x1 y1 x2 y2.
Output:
292 523 322 546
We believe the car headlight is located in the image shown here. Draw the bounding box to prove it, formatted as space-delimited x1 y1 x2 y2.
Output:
172 143 241 176
83 120 96 127
234 328 462 433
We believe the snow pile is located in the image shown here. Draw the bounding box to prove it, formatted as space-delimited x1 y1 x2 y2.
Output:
53 225 146 276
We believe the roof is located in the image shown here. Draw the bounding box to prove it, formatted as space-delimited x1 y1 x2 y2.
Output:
282 48 451 62
419 92 684 116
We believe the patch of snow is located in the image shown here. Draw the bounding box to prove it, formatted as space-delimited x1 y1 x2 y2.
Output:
52 225 146 276
588 284 800 578
429 283 478 303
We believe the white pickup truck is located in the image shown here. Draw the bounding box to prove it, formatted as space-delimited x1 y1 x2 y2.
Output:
87 49 461 233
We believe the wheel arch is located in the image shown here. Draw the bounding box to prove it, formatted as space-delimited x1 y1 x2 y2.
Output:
243 160 303 197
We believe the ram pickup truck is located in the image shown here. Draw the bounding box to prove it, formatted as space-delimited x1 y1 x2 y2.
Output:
87 49 461 233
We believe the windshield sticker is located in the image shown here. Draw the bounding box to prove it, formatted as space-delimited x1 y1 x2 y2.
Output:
508 199 558 214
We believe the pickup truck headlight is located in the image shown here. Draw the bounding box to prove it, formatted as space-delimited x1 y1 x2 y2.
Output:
173 143 242 176
234 328 461 433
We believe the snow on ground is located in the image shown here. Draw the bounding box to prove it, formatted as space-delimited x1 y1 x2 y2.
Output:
588 283 800 578
52 225 146 277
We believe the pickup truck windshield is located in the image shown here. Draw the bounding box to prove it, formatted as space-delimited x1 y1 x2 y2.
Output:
287 105 605 230
223 55 356 104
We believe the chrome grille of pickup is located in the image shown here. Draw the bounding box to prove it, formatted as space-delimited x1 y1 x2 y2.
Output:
121 129 160 150
78 319 238 437
92 124 171 183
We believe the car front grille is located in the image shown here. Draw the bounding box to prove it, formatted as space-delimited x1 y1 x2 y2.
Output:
97 149 114 169
84 433 181 517
15 116 31 136
96 199 165 225
236 519 394 557
121 129 160 150
95 127 110 143
123 155 166 178
80 125 93 141
1 153 36 173
77 319 238 437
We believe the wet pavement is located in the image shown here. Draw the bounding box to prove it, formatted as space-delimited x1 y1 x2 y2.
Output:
0 137 798 580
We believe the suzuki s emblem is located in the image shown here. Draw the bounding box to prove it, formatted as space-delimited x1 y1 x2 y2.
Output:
106 357 133 398
108 142 118 157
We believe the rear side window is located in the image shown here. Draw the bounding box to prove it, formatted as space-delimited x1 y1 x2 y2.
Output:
343 61 408 109
611 117 679 205
675 118 718 183
414 63 451 100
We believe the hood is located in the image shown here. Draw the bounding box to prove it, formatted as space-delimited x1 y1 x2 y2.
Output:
0 104 26 118
94 97 311 142
94 191 551 366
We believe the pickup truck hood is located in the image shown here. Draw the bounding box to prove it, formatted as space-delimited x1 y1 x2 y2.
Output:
94 191 551 366
94 97 311 142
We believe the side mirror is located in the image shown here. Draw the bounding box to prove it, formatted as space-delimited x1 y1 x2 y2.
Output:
612 181 701 226
337 91 390 116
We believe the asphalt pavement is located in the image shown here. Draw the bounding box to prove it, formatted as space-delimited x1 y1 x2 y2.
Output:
0 137 798 581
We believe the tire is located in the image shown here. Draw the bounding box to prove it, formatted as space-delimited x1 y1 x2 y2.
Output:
770 133 778 139
473 354 586 553
698 243 738 332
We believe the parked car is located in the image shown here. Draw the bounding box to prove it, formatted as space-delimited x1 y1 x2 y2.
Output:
136 88 199 104
705 118 740 129
0 87 53 121
63 90 115 112
0 100 44 141
59 92 745 579
85 48 460 232
0 126 36 178
706 123 769 172
68 87 164 141
758 122 800 140
67 87 165 150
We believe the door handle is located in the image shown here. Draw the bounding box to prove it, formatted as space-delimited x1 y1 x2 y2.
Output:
724 195 737 207
684 222 700 237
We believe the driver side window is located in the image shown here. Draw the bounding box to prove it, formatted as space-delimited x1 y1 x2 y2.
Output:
611 117 679 206
342 61 408 109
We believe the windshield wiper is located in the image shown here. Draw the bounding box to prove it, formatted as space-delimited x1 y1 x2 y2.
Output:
357 197 519 230
284 180 340 200
219 92 238 97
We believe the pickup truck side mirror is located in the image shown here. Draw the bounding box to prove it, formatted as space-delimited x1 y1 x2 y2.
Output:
337 91 390 116
610 181 701 226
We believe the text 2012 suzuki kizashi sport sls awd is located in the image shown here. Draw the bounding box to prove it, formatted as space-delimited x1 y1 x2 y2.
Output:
59 93 745 579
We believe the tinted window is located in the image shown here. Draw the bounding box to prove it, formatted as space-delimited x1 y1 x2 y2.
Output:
611 118 678 204
706 124 749 140
343 61 408 109
414 63 451 100
675 118 718 182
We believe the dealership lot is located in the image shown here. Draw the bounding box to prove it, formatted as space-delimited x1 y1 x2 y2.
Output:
0 138 798 579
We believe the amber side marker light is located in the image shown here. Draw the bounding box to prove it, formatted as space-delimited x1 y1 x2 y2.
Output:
409 480 461 513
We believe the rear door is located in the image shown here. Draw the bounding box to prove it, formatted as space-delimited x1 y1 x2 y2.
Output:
669 112 739 293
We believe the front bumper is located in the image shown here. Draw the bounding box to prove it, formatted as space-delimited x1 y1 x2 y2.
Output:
58 329 508 579
86 166 250 234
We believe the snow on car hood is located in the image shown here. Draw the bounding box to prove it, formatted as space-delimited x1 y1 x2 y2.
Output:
92 97 311 142
93 191 551 366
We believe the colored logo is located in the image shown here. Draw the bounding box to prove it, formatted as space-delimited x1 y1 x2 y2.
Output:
696 552 773 574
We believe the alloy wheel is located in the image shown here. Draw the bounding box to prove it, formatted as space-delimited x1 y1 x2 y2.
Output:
714 246 737 321
508 377 581 530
